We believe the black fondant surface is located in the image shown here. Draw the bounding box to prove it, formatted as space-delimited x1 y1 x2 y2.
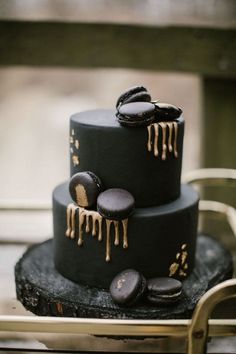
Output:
15 235 233 319
70 110 184 207
53 182 198 289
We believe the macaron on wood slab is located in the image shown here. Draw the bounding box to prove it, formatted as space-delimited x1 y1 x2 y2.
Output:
146 277 182 305
109 271 182 307
110 269 147 306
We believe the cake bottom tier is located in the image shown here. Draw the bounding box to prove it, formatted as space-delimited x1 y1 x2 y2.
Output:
15 236 233 319
53 183 199 289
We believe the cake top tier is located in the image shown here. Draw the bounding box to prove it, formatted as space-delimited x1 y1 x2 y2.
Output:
69 85 184 207
71 108 122 127
70 109 184 207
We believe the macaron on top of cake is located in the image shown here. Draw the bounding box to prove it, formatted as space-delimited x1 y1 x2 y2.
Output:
154 102 182 121
116 85 151 108
97 188 135 220
110 269 147 306
69 171 102 208
147 277 183 304
117 101 156 127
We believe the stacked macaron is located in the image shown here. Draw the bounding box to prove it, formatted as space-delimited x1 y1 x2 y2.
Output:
116 85 182 127
69 171 135 221
110 269 183 307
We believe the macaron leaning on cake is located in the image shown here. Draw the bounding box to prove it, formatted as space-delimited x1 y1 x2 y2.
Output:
110 269 147 306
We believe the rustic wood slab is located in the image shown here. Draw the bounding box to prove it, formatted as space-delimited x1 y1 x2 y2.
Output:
15 234 233 319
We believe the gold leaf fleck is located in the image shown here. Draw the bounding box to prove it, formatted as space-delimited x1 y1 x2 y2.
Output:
75 139 80 149
179 269 187 277
169 262 179 277
181 251 188 265
181 243 187 250
72 155 79 166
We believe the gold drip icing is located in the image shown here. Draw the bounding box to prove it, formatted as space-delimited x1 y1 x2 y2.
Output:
167 122 173 152
159 122 167 160
70 136 74 144
169 243 188 277
153 123 159 157
66 203 79 239
147 125 152 152
65 205 129 261
122 219 128 248
105 218 129 262
147 121 179 160
105 219 112 262
114 221 119 246
78 208 103 246
72 129 75 136
173 122 178 157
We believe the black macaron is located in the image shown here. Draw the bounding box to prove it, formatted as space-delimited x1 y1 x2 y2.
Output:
69 171 102 208
116 85 151 108
154 102 182 121
117 101 156 127
147 277 182 305
110 269 147 306
97 188 135 220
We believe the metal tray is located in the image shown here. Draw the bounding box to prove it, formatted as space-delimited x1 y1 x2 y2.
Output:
0 168 236 354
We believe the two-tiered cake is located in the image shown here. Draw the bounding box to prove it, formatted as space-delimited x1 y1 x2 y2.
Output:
15 86 233 318
53 87 199 290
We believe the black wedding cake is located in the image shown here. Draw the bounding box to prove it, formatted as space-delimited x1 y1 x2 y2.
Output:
15 86 233 318
53 88 199 290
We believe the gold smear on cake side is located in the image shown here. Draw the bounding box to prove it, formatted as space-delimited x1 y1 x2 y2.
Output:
65 204 129 262
70 129 80 166
72 155 79 166
169 243 188 277
75 184 88 207
147 121 178 160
